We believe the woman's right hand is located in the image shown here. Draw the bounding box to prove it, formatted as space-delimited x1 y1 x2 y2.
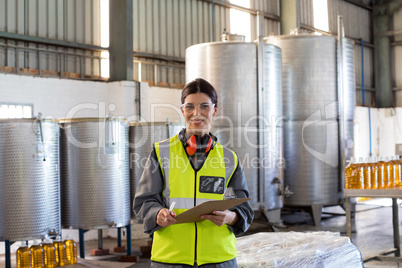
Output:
157 208 176 227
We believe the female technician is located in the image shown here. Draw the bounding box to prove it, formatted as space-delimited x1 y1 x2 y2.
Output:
134 78 254 268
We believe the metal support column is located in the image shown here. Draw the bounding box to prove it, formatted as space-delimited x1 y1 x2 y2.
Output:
280 0 300 35
256 12 265 213
5 240 11 268
98 229 103 249
109 0 133 81
79 229 88 259
126 223 132 256
392 198 400 257
373 2 393 107
117 227 122 248
345 197 352 239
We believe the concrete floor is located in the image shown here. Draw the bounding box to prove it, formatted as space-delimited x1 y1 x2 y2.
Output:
1 199 402 267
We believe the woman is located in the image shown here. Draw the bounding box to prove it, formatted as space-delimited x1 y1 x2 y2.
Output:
134 78 254 267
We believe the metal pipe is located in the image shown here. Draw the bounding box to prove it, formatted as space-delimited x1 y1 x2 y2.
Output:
126 223 132 255
38 51 41 76
154 64 158 85
80 56 83 79
79 229 86 258
0 43 103 59
198 0 280 21
36 113 46 161
361 39 373 157
211 0 215 41
137 81 141 121
107 114 115 147
117 227 122 247
166 119 171 138
337 15 346 191
98 229 103 249
0 31 106 51
5 240 11 268
133 51 184 64
256 12 264 205
393 198 400 257
369 108 372 156
345 197 352 239
300 24 374 49
361 39 365 106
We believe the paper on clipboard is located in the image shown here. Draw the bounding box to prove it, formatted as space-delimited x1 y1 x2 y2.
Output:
174 197 251 224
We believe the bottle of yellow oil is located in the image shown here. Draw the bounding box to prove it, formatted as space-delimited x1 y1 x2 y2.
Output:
355 157 365 189
345 157 356 189
16 241 31 268
42 237 56 268
369 157 378 189
386 157 394 188
54 236 67 267
64 234 78 264
391 156 400 188
397 155 402 186
30 240 44 268
363 157 371 189
377 157 387 189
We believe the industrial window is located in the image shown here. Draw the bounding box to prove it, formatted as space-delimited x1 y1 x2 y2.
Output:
100 0 110 78
313 0 329 33
0 103 33 119
229 0 251 42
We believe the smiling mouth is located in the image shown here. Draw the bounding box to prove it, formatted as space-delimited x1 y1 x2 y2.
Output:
190 117 205 123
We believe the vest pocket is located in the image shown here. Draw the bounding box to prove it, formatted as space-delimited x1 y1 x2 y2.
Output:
199 176 225 194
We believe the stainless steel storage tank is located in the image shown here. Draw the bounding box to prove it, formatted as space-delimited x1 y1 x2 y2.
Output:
341 38 356 123
0 118 60 241
185 39 283 217
129 122 185 218
265 34 355 212
129 122 167 218
262 45 284 211
60 117 130 229
341 38 356 163
129 122 168 217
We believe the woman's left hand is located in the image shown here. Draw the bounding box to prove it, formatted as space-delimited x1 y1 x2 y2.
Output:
200 210 238 226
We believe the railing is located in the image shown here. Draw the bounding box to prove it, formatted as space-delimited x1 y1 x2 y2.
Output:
0 32 186 86
0 42 105 80
134 59 185 88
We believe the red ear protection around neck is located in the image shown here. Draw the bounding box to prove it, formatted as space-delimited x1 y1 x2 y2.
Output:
179 129 216 156
186 134 213 156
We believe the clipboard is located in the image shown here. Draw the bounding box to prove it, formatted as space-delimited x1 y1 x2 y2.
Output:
174 197 251 224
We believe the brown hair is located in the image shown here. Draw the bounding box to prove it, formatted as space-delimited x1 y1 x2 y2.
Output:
181 78 218 106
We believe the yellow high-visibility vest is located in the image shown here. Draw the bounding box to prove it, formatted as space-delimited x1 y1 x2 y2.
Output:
152 135 238 265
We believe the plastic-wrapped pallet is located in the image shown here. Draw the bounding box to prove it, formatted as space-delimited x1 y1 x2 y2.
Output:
237 231 363 267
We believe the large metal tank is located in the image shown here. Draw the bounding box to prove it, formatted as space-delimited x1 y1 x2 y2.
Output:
262 44 284 211
129 122 185 218
60 117 130 229
340 38 356 163
341 38 356 123
186 39 283 214
265 34 355 208
0 118 60 241
129 122 168 217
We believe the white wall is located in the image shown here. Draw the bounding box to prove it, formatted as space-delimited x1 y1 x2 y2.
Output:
0 73 138 119
0 73 183 123
141 83 184 123
354 106 402 159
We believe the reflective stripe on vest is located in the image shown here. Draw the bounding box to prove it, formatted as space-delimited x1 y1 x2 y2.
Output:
153 135 238 266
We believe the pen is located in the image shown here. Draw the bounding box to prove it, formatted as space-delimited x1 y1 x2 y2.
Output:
164 201 176 222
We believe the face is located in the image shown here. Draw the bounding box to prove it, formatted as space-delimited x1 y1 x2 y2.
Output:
181 92 218 137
